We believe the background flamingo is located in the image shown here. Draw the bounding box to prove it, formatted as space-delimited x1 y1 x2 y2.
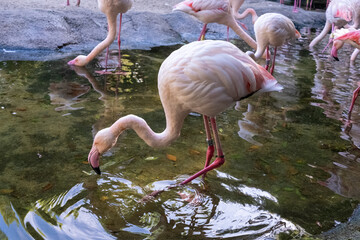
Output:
246 13 301 75
66 0 80 6
173 0 257 49
87 40 283 185
309 0 360 48
331 28 360 61
68 0 133 72
330 28 360 119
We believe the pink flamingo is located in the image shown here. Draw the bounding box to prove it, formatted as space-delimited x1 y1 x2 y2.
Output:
246 13 301 75
331 29 360 61
330 29 360 118
309 0 360 48
173 0 257 49
68 0 133 72
66 0 80 6
87 40 283 185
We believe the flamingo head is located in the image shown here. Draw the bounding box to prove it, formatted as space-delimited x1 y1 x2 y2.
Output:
88 127 119 175
331 40 344 61
67 55 88 66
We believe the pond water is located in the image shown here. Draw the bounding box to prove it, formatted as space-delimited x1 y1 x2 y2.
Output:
1 28 360 239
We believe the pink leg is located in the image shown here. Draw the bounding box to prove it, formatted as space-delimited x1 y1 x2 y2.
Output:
309 0 313 10
76 0 80 6
293 0 298 12
265 46 270 70
348 86 360 119
181 117 225 185
66 0 70 6
270 47 277 75
116 13 127 75
198 24 207 41
326 0 330 8
203 115 214 169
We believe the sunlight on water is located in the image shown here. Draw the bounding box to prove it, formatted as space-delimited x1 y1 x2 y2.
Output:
1 29 360 239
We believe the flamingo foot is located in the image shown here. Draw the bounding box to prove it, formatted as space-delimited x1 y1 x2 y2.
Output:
139 184 179 203
180 156 225 185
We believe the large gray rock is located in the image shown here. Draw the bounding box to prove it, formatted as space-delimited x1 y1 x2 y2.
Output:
0 2 326 61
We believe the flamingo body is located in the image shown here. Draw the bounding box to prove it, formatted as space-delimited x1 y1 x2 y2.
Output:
68 0 133 67
246 13 300 74
331 28 360 60
88 40 282 181
309 0 360 48
173 0 257 49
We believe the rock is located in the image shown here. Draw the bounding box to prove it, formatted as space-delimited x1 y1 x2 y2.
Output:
0 1 326 61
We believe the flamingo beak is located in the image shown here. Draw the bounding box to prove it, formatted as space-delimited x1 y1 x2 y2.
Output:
331 45 339 61
88 147 101 175
67 59 76 65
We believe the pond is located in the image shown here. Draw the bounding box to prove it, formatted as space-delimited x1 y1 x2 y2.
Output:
1 28 360 239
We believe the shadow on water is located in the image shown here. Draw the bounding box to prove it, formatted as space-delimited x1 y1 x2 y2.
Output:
1 30 360 239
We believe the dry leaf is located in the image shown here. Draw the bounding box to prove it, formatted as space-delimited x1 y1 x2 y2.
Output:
0 189 14 194
166 154 177 162
42 183 53 191
189 149 200 155
101 196 109 201
248 145 261 151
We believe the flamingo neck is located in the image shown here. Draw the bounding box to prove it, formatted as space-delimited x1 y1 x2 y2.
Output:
86 14 118 63
109 114 184 148
236 8 258 24
228 19 257 50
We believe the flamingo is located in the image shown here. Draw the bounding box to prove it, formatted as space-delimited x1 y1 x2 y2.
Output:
173 0 257 49
87 40 283 185
331 28 360 61
309 0 360 48
246 13 301 75
66 0 80 6
67 0 133 72
330 29 360 119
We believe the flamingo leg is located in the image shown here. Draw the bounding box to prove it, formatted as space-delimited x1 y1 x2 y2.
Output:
67 0 70 6
309 0 313 10
76 0 80 6
265 46 270 70
348 86 360 119
115 13 127 75
293 0 298 12
270 47 277 75
180 117 225 185
198 24 207 41
203 115 215 169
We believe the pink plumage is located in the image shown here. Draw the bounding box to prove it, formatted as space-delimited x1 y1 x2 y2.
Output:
173 0 257 49
87 40 282 184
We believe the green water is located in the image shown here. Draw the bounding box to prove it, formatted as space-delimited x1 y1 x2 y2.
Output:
1 30 360 239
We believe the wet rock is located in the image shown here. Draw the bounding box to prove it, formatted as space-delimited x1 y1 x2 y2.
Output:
0 1 326 61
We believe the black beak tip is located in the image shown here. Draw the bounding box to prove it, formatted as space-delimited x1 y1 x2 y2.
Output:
90 165 101 175
333 56 339 61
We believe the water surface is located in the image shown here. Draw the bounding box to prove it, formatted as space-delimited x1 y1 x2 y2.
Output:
1 29 360 239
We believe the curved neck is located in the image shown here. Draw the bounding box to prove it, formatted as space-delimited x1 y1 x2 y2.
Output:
309 20 331 48
109 114 185 148
86 14 118 64
235 8 258 24
228 19 257 50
